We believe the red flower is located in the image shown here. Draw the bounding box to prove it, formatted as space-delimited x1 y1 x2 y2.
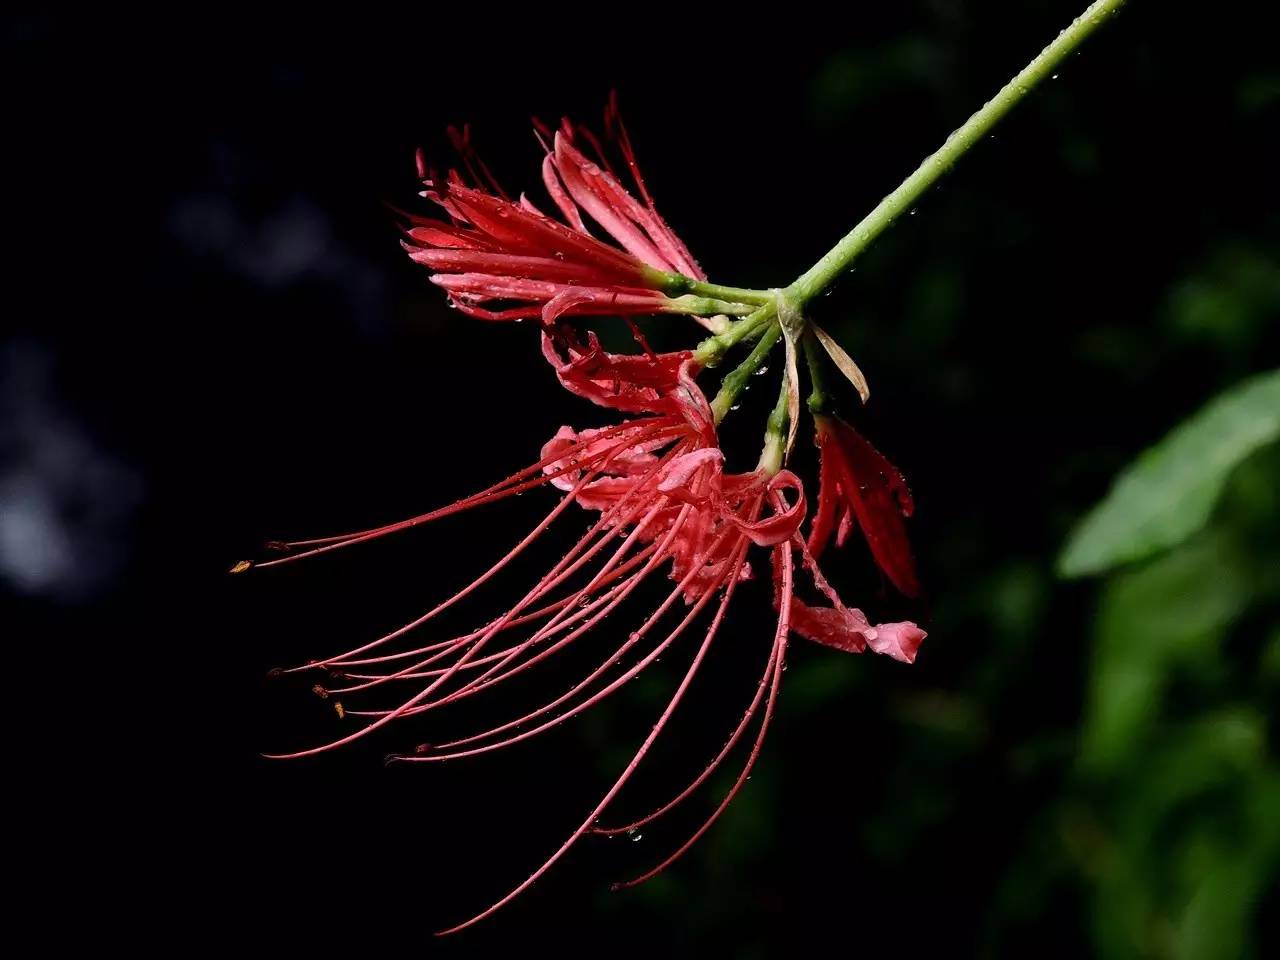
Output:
247 97 928 935
401 97 740 329
541 324 701 416
809 413 921 598
249 352 924 931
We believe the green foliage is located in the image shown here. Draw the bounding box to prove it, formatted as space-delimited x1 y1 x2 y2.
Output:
1048 399 1280 958
1166 248 1280 355
1058 370 1280 578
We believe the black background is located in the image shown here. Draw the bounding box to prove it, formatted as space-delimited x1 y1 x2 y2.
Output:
8 2 1279 955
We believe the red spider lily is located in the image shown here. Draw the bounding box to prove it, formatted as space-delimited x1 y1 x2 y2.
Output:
401 97 745 329
248 343 924 933
809 412 922 599
242 94 932 935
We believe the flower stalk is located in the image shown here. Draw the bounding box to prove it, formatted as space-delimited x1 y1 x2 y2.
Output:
658 273 774 305
246 0 1130 933
783 0 1127 310
803 331 831 415
757 374 791 477
697 0 1126 400
709 321 781 423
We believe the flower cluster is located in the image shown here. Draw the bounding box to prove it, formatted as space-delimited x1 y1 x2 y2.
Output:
242 98 925 934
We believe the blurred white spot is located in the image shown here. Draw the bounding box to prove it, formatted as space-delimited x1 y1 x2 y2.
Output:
167 189 389 332
0 471 75 591
0 340 143 600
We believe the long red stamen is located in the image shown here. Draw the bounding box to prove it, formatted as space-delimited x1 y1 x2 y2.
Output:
401 519 741 762
418 516 741 754
590 636 776 836
432 538 750 936
591 506 776 836
351 497 680 716
262 436 682 760
257 420 677 564
611 540 793 890
446 123 511 202
325 544 660 679
277 437 672 676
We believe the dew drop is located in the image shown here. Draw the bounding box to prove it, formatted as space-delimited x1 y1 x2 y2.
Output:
628 829 643 842
754 365 769 376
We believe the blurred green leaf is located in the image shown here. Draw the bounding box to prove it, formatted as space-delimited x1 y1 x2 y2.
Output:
1079 532 1251 773
1058 369 1280 578
1263 627 1280 685
1166 247 1280 353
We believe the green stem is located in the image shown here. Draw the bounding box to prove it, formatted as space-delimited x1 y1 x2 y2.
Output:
802 331 831 414
757 373 791 476
694 302 778 365
666 294 757 317
659 273 775 306
784 0 1126 309
709 321 782 423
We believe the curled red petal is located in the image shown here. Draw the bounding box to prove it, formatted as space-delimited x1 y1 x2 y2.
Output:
730 471 806 547
541 328 694 414
863 622 927 664
771 546 927 661
810 415 921 598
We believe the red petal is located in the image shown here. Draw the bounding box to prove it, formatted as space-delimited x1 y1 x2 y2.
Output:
825 417 921 598
552 133 671 270
729 471 805 547
807 423 841 558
